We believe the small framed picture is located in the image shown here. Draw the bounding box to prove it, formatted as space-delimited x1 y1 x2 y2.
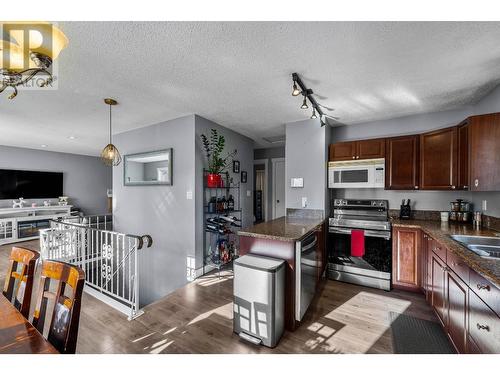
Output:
233 160 240 173
241 171 247 183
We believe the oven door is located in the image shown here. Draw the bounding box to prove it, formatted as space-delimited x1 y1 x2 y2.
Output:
327 226 392 290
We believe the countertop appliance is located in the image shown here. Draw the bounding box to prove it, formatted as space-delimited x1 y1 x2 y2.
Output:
233 254 285 348
295 231 319 322
328 158 385 189
400 199 412 219
328 199 391 291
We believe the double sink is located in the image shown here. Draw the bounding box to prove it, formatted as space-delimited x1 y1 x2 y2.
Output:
451 234 500 259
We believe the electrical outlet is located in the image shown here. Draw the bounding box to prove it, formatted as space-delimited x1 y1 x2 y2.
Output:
482 200 488 211
186 191 193 200
247 190 251 197
302 197 307 208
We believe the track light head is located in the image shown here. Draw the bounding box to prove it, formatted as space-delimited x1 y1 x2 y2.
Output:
301 96 308 109
320 117 326 127
310 108 318 119
292 82 301 96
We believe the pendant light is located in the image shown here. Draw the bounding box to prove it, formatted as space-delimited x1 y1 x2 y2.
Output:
292 82 301 96
100 98 122 166
301 95 308 109
310 108 318 119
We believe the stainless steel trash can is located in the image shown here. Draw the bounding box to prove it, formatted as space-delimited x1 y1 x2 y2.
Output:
233 254 285 348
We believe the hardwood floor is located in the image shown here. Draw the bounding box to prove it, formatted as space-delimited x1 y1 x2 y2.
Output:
0 240 439 354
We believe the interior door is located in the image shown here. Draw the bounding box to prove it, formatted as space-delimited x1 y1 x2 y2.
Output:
273 159 285 219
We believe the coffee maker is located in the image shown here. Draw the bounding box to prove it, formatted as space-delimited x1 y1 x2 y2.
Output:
400 199 412 220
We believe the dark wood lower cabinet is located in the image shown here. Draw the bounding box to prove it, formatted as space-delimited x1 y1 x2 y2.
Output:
431 253 447 326
392 227 420 291
446 269 468 354
468 290 500 354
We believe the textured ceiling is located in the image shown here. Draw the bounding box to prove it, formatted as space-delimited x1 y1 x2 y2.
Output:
1 21 500 155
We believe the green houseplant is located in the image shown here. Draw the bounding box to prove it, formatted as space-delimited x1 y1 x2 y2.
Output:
200 129 237 187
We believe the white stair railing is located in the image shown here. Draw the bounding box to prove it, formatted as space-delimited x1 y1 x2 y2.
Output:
40 217 152 320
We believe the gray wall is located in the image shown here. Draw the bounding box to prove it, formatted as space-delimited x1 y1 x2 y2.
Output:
330 84 500 217
254 146 285 220
195 115 255 269
113 115 196 306
285 119 328 212
0 145 111 214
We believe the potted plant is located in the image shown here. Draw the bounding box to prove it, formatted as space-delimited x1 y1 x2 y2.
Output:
200 129 237 187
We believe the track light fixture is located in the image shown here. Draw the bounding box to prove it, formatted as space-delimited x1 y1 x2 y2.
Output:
301 95 308 109
291 72 333 126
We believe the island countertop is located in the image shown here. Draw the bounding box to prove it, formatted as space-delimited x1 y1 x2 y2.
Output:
238 216 324 242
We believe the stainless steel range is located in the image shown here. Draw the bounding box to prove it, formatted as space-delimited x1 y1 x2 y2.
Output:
328 199 391 290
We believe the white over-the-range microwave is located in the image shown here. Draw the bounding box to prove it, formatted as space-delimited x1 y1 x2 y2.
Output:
328 158 385 188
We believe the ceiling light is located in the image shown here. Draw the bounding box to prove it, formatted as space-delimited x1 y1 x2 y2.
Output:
292 82 301 96
301 96 308 110
68 136 76 140
0 22 68 99
100 98 122 167
310 108 318 119
41 144 47 148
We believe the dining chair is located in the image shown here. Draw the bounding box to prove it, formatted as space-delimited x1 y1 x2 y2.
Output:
2 246 40 319
32 260 85 354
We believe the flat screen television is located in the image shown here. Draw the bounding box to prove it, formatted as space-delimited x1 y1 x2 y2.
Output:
0 169 63 199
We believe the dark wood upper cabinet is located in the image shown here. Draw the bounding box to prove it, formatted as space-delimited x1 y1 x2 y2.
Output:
469 113 500 191
329 138 385 161
392 227 420 291
385 135 420 190
457 120 470 190
357 138 385 159
329 142 357 161
420 126 458 190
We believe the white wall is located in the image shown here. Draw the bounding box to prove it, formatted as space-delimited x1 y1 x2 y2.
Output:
330 85 500 217
285 119 328 212
0 145 111 214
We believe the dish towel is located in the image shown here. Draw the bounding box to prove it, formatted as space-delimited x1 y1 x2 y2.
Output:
351 229 365 257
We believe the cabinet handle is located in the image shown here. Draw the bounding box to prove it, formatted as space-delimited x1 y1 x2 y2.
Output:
352 156 356 159
474 179 479 187
476 323 490 331
476 283 490 291
452 261 465 267
463 185 468 189
414 186 419 189
451 185 456 189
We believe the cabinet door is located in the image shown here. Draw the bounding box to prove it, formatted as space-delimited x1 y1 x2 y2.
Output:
468 290 500 354
457 121 470 190
0 219 16 242
426 236 433 303
357 138 385 160
329 142 357 161
420 126 458 190
385 135 420 190
392 227 420 290
469 113 500 191
446 269 468 353
431 253 447 325
421 232 429 295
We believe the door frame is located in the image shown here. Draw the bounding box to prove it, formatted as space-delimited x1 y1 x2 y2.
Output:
253 159 269 222
271 157 286 219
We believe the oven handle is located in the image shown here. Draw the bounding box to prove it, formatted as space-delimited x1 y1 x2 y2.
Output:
328 226 391 240
301 235 318 253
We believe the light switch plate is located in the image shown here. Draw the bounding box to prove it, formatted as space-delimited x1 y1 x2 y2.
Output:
186 191 193 200
291 178 304 188
482 200 487 211
247 190 251 197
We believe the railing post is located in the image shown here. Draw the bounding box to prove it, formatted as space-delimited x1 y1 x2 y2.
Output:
134 238 140 318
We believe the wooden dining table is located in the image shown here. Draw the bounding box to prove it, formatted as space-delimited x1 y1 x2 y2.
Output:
0 293 58 354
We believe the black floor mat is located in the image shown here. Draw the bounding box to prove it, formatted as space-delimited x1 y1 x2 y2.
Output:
390 312 455 354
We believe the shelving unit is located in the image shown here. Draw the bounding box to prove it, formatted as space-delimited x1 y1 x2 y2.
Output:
203 170 242 274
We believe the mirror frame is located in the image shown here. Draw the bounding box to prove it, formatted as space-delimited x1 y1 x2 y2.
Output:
123 148 173 186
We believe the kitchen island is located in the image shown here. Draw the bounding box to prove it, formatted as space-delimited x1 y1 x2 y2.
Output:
238 213 325 331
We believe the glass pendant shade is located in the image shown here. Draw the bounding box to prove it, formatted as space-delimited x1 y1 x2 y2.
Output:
101 143 122 166
292 83 301 96
301 96 308 109
4 22 69 61
310 108 317 119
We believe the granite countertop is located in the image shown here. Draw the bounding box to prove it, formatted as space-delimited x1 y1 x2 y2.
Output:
392 219 500 288
238 216 324 242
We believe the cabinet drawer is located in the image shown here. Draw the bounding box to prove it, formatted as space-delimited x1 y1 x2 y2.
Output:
469 269 500 315
447 250 470 284
468 290 500 354
432 240 447 263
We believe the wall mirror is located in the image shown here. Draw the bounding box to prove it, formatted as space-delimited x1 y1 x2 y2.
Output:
124 149 173 186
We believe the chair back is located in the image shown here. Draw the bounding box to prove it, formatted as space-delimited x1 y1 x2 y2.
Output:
2 246 40 318
32 260 85 354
